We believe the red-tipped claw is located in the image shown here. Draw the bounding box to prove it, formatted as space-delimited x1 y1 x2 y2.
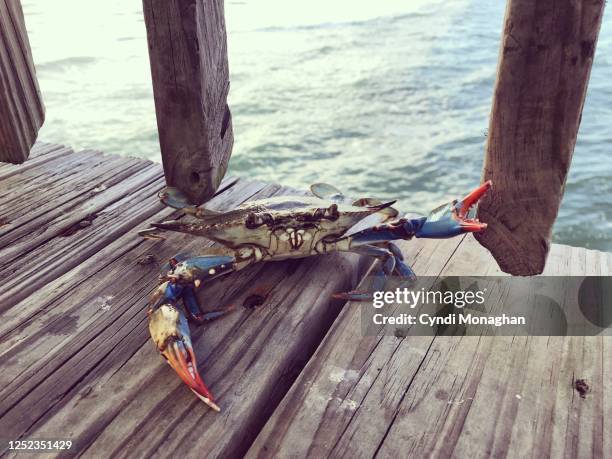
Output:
457 180 492 217
416 181 492 238
148 304 220 412
455 180 492 233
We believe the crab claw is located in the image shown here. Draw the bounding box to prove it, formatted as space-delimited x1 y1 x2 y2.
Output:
415 181 492 238
148 303 220 412
456 180 492 219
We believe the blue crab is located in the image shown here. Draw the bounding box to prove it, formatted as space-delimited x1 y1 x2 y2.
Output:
142 181 492 410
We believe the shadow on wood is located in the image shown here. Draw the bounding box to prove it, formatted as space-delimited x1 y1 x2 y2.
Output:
475 0 605 275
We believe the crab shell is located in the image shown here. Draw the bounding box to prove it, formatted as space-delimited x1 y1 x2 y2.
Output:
155 193 400 260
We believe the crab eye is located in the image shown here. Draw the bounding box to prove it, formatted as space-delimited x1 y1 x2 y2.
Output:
325 204 339 221
246 213 261 229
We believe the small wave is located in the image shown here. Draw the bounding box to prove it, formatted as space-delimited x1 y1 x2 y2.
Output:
36 56 97 72
254 19 371 33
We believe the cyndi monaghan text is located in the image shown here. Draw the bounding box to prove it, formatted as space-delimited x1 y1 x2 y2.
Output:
373 313 526 327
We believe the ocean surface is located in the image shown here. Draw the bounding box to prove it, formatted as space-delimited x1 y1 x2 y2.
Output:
21 0 612 252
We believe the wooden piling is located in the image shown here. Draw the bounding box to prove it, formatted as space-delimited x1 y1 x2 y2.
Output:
0 0 45 164
143 0 233 205
475 0 605 275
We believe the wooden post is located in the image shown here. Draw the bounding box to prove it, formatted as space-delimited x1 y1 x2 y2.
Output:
0 0 45 164
143 0 233 205
475 0 605 275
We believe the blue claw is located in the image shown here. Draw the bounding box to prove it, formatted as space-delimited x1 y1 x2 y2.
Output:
147 253 238 412
414 213 464 239
148 302 220 411
415 181 491 238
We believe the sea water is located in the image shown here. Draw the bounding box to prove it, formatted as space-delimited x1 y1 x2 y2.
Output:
21 0 612 251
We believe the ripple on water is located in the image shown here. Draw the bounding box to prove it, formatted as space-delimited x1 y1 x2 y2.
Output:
21 0 612 251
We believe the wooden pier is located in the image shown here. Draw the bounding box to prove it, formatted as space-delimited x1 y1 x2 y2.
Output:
0 143 610 458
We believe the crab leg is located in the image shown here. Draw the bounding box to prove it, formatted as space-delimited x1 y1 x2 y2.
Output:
384 242 413 275
333 243 415 301
148 293 221 411
148 254 242 411
341 181 492 246
330 182 492 300
182 287 235 324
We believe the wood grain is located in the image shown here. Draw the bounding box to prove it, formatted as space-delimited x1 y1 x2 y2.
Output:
376 243 611 459
0 142 64 173
143 0 233 205
2 142 610 458
248 236 612 458
0 178 269 446
0 146 369 458
0 145 72 179
246 237 469 459
0 0 44 163
0 151 148 230
0 163 165 309
475 0 605 275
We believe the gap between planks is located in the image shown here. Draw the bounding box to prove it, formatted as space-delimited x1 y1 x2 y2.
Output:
247 238 612 458
0 146 373 458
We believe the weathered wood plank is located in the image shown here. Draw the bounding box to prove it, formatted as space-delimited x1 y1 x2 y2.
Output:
248 237 611 458
0 157 160 257
0 0 44 163
245 237 468 458
0 175 369 459
0 151 96 202
0 164 165 310
0 178 268 444
0 152 151 248
28 141 58 157
0 142 60 172
0 151 145 218
375 244 611 458
143 0 233 204
0 144 73 180
475 0 606 275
